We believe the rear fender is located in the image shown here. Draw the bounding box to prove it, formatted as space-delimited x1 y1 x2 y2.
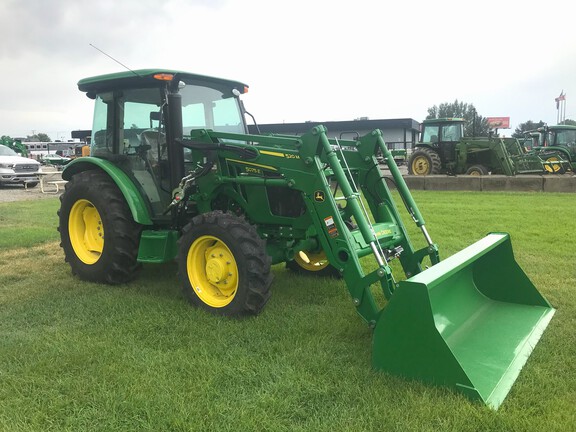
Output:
62 158 153 226
414 143 435 151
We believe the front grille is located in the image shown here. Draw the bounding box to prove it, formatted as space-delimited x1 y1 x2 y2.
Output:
14 164 39 173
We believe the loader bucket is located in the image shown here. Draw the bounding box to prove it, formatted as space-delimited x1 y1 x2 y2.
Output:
372 233 555 409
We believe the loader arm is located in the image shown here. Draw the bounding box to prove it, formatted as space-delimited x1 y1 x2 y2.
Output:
186 126 554 409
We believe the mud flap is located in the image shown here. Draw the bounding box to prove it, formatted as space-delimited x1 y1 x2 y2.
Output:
372 233 555 409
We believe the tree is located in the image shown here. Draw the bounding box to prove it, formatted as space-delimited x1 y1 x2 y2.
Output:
512 120 546 138
426 100 489 136
26 133 51 142
559 119 576 126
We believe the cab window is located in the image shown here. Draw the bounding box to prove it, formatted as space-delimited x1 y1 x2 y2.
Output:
422 126 440 143
180 84 244 136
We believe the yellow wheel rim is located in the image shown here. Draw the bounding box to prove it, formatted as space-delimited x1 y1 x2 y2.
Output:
544 156 562 173
468 170 482 176
187 235 238 308
294 250 331 272
69 199 104 265
411 156 430 175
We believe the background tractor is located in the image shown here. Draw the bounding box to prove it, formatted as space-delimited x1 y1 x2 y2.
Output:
408 118 548 176
1 138 29 157
528 124 576 173
58 69 554 409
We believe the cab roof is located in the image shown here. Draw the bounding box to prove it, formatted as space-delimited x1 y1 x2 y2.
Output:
422 118 465 124
547 124 576 131
77 69 249 95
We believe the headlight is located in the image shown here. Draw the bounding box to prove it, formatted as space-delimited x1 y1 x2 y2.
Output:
0 163 14 169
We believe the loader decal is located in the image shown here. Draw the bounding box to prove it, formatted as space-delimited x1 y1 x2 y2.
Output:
244 166 263 175
225 159 277 171
259 150 300 159
324 216 339 238
259 150 285 158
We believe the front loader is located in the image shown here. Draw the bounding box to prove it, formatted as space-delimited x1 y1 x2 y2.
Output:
59 69 554 409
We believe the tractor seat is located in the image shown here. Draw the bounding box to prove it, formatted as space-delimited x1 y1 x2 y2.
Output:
140 130 166 162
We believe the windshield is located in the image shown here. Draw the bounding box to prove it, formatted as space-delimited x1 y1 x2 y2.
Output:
552 130 576 146
180 84 245 136
0 144 18 156
442 124 463 141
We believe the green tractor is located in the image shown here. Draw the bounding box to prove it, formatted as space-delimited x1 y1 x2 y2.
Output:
408 118 546 176
530 124 576 173
58 70 554 409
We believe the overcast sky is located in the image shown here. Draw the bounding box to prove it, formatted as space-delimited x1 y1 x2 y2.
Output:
1 0 575 140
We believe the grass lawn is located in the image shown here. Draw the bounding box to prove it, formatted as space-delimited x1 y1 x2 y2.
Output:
0 191 574 431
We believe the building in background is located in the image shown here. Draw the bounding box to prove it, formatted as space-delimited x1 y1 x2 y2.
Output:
248 118 420 154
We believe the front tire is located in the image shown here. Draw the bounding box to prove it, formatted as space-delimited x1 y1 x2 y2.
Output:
178 211 272 316
465 164 489 176
544 156 566 174
408 148 442 175
58 170 142 284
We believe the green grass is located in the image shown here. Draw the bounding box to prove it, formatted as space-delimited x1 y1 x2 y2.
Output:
0 192 575 431
0 199 60 248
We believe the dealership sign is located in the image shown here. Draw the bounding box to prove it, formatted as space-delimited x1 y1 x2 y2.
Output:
486 117 510 129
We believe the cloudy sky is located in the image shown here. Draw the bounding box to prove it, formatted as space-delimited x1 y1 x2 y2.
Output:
1 0 575 140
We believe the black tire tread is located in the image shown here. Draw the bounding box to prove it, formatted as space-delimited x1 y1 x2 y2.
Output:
408 148 442 175
178 211 272 316
58 170 142 284
465 164 489 175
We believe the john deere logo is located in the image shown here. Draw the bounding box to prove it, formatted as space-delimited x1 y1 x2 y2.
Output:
314 191 325 202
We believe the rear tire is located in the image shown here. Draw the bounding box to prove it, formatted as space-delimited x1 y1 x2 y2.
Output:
286 250 341 278
465 164 489 176
58 170 142 284
408 148 442 175
178 211 272 316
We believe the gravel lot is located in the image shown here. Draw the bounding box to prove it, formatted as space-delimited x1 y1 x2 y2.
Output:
0 169 65 203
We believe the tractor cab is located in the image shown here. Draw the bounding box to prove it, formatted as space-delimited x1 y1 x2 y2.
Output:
420 118 465 145
546 125 576 148
420 118 465 161
76 69 249 218
522 130 541 151
408 118 465 175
